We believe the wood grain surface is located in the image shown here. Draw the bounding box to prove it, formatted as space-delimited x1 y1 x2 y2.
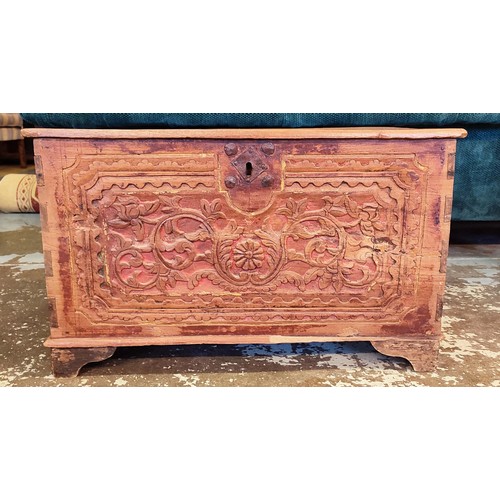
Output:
23 127 467 140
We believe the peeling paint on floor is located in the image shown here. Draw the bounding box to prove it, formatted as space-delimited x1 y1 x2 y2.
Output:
0 254 19 264
0 214 499 387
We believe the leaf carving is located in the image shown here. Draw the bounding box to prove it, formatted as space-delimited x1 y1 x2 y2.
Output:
278 198 309 220
201 198 226 220
280 272 306 292
345 196 359 217
108 219 130 229
318 275 332 290
201 199 210 217
304 268 324 285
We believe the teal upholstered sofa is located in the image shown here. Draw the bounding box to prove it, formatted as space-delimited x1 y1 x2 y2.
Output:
21 113 500 221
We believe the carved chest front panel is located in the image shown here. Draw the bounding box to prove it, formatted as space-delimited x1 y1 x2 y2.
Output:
35 135 457 344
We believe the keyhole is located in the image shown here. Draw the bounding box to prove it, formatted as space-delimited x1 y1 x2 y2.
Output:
245 162 253 178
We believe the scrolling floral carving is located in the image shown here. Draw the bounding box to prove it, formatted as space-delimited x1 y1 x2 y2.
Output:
97 188 401 299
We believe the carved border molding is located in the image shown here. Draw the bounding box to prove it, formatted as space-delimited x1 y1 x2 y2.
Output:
61 153 427 327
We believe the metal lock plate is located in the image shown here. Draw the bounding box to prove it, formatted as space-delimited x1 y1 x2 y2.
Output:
230 147 268 185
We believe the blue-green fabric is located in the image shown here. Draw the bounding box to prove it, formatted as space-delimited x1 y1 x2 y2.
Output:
20 112 500 129
21 113 500 221
453 128 500 221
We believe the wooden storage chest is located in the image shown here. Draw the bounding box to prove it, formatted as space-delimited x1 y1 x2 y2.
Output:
24 127 467 376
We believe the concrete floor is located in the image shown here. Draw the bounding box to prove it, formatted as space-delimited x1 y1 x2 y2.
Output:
0 212 499 387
